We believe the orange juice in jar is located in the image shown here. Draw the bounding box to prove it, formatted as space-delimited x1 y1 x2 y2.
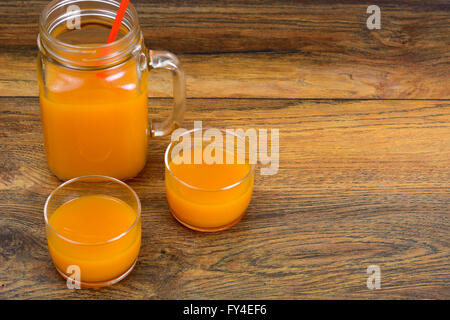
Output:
37 0 186 180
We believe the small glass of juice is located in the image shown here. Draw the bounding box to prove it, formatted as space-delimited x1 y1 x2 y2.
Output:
44 175 141 288
165 128 256 232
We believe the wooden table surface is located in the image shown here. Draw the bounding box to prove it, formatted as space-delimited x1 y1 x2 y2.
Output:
0 0 449 299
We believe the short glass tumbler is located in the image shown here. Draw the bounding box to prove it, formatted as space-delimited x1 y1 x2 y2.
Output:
165 128 256 232
44 175 141 287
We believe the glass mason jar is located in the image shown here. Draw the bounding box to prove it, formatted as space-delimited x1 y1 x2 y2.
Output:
37 0 186 180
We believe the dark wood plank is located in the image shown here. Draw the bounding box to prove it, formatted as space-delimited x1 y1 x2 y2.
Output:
1 46 449 99
0 97 449 299
0 0 449 99
1 0 449 53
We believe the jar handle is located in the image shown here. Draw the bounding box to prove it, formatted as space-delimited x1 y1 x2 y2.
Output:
148 50 186 137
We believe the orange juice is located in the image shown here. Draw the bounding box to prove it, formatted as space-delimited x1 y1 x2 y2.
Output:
46 194 141 285
39 58 149 180
165 147 254 231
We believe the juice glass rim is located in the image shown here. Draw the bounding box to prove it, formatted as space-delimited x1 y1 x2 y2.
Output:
39 0 140 51
164 127 257 192
44 175 141 246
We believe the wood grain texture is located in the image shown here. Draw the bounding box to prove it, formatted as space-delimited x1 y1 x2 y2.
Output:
0 97 449 299
1 46 449 99
0 0 449 99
